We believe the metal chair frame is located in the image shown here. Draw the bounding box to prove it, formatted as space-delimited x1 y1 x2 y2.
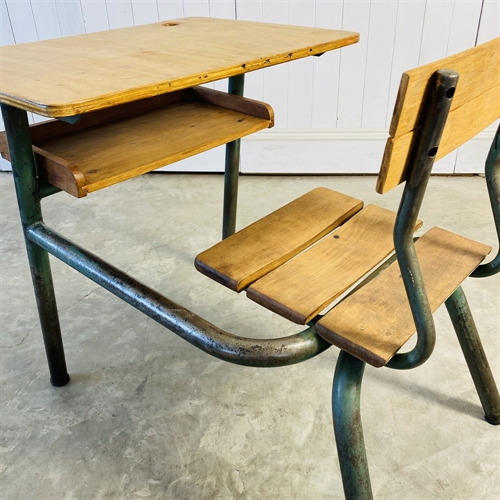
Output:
2 67 499 499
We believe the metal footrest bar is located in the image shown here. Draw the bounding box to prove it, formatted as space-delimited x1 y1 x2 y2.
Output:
26 222 330 368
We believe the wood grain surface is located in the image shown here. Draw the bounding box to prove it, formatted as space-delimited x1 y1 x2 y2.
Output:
0 17 358 117
377 37 499 194
195 188 363 292
247 205 422 324
316 227 491 367
0 88 274 197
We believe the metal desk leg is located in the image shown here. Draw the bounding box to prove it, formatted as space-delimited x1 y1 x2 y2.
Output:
222 74 245 239
1 104 69 387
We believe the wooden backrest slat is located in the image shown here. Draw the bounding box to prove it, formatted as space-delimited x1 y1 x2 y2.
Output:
377 37 500 194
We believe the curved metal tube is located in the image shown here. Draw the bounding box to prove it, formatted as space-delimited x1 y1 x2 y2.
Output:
387 70 459 370
471 123 500 278
332 351 372 500
26 222 331 367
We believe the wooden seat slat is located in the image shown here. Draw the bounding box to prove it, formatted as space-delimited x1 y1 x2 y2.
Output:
315 227 491 367
246 205 422 325
195 188 363 292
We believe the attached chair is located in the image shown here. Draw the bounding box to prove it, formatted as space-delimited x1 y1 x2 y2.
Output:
195 38 500 498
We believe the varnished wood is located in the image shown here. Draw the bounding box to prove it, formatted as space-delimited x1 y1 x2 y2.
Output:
246 205 423 324
0 88 274 197
195 188 363 292
33 147 85 198
315 227 492 367
377 37 500 194
0 17 358 118
378 84 500 193
0 91 188 163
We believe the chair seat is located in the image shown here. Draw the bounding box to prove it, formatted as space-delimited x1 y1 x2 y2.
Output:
195 188 363 292
246 204 422 324
315 226 491 367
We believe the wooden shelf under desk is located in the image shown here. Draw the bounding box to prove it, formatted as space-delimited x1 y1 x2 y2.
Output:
0 87 274 198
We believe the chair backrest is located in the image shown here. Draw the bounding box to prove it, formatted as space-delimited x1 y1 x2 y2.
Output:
377 37 500 194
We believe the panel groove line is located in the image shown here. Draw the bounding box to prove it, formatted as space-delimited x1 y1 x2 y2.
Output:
0 0 488 174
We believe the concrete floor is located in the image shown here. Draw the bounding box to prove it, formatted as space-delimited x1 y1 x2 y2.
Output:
0 172 498 500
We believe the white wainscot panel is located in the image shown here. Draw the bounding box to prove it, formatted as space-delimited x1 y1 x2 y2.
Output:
157 1 184 21
31 0 61 40
454 125 499 174
418 0 455 64
337 1 370 128
107 0 134 29
157 145 226 173
131 1 159 25
477 0 500 42
240 129 388 174
386 0 426 127
55 0 85 36
361 0 398 128
311 1 343 129
80 0 109 33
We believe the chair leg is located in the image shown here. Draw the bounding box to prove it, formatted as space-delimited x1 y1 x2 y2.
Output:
332 350 373 500
2 104 69 387
445 286 500 425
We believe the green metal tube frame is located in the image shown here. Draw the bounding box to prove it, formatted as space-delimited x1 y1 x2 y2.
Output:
1 104 70 387
222 74 245 239
1 101 331 382
471 122 500 278
386 69 459 370
25 221 331 367
445 286 500 424
332 351 372 500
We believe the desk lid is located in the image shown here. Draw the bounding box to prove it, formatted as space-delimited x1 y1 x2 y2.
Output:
0 17 358 118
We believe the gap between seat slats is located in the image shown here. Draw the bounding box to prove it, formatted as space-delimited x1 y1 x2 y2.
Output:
246 204 422 325
195 187 363 292
315 227 492 368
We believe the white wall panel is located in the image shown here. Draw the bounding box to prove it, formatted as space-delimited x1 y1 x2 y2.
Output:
447 0 483 53
262 1 288 128
157 1 184 20
80 0 109 33
311 0 342 129
336 1 370 128
55 0 85 36
418 0 454 64
235 0 264 102
287 1 315 128
361 0 398 128
386 0 426 127
106 0 134 29
131 0 159 25
477 0 500 43
1 0 14 45
5 0 38 43
209 0 234 19
0 0 494 174
31 0 62 40
183 0 209 17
